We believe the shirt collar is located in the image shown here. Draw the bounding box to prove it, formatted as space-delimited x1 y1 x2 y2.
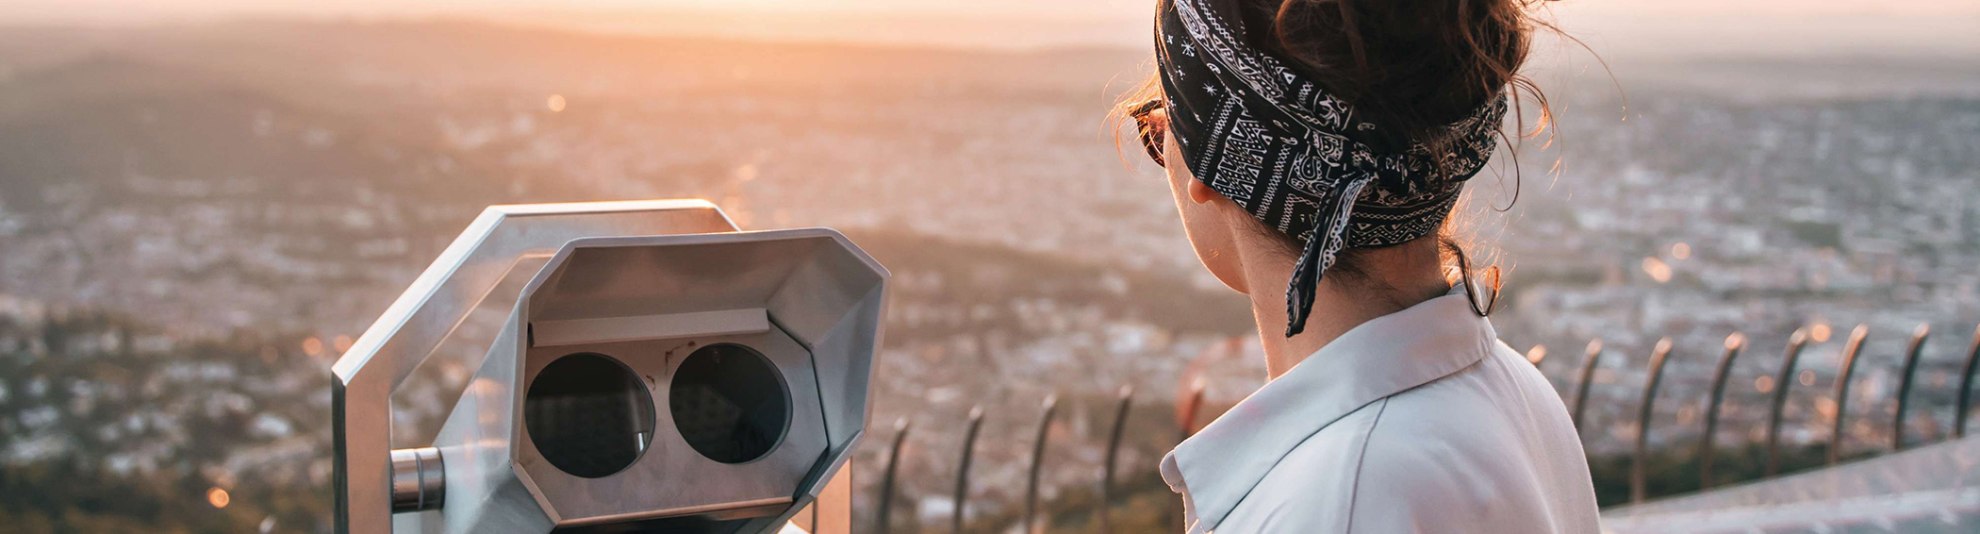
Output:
1160 285 1496 532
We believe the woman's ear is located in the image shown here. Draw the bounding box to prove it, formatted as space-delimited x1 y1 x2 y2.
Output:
1186 176 1219 205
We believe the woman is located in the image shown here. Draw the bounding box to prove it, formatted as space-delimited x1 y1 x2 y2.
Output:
1121 0 1599 532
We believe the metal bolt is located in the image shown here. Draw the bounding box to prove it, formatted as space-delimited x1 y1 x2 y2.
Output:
388 447 444 513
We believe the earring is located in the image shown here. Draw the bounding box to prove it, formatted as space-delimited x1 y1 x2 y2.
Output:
1449 242 1501 317
1467 265 1502 317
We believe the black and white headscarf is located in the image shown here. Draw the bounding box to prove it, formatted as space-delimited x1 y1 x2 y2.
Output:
1155 0 1507 337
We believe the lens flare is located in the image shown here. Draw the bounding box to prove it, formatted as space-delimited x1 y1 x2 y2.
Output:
207 487 231 509
1641 257 1673 283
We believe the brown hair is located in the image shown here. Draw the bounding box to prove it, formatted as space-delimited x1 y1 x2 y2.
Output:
1260 0 1552 154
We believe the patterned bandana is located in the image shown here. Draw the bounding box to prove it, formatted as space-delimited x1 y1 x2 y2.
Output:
1155 0 1508 337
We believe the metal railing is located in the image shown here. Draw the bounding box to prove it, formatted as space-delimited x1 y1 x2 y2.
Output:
1763 329 1812 477
1695 333 1744 489
871 321 1980 531
1631 337 1675 504
1827 325 1871 466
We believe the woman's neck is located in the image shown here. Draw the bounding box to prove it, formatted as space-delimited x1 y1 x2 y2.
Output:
1238 237 1452 379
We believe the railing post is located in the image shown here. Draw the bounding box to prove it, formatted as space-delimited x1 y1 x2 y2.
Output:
952 406 984 534
1632 338 1674 504
1022 394 1058 534
1100 386 1134 534
1172 380 1204 534
1829 325 1871 466
1571 339 1605 432
1893 324 1931 451
1697 333 1745 489
1959 324 1980 438
1178 379 1206 442
1766 329 1810 477
878 418 912 534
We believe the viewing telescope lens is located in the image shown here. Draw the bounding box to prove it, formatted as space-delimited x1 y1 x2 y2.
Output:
525 352 655 478
671 343 791 464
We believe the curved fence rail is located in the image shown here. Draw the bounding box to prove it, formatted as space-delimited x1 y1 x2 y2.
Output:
1957 324 1980 438
877 417 911 534
1765 329 1811 477
1893 324 1932 451
1022 394 1058 534
1697 333 1745 489
1100 386 1134 533
952 406 983 533
871 320 1980 531
1828 325 1871 466
1632 338 1675 504
1572 338 1606 432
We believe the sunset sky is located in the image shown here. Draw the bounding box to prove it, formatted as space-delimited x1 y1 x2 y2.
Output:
2 0 1976 57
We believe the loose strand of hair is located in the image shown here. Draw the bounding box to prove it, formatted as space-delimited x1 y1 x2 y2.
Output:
1105 74 1166 171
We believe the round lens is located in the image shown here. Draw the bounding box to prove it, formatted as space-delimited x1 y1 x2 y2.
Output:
524 352 654 478
670 343 791 464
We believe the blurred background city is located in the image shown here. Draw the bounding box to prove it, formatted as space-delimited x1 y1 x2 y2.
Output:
0 1 1976 532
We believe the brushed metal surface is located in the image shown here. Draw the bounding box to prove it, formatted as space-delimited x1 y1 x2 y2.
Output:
390 447 446 513
335 200 738 533
337 202 882 534
519 231 886 533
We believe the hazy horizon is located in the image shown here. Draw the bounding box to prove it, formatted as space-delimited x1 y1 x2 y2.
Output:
1 2 1977 532
3 0 1977 58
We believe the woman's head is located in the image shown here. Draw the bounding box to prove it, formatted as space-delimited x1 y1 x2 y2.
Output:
1122 0 1549 333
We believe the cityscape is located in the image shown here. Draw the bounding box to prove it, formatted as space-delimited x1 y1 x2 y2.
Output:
0 14 1977 533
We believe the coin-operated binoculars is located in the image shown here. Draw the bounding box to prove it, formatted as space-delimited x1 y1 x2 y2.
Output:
332 200 886 533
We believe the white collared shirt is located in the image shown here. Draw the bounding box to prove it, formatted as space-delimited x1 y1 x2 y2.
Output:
1161 287 1600 533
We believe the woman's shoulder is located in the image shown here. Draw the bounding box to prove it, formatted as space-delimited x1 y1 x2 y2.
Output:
1230 344 1596 532
1232 391 1530 532
1337 349 1598 532
1354 345 1583 477
1258 358 1539 493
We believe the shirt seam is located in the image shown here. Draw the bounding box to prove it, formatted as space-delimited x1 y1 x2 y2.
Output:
1344 397 1392 534
1203 396 1387 532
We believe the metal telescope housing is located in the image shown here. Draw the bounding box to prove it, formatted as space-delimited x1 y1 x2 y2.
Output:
332 200 886 533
